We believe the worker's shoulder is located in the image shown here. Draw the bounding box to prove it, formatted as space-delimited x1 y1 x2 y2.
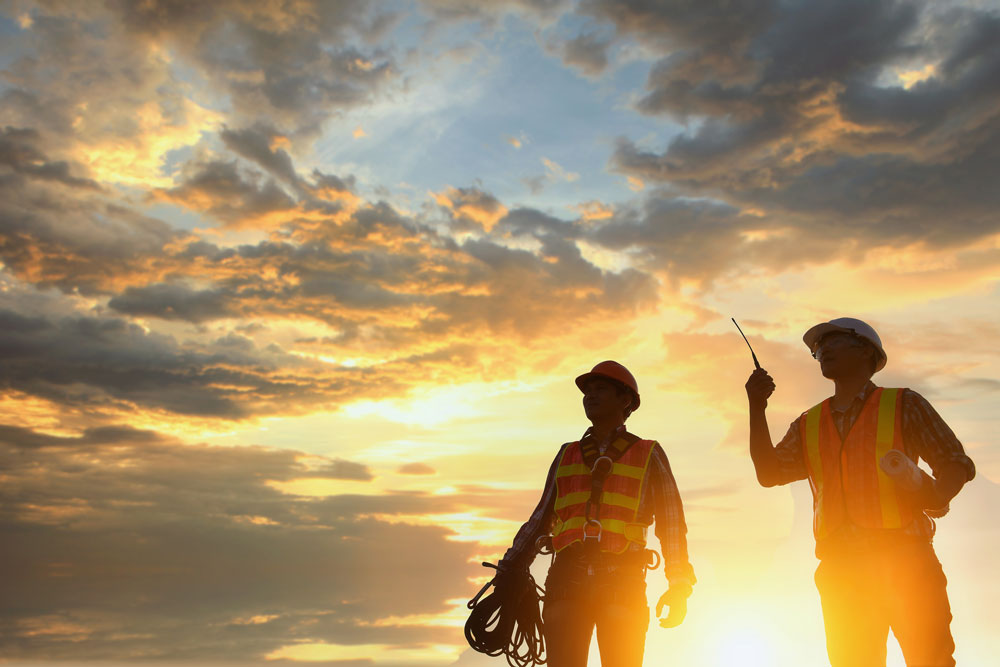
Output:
625 432 668 455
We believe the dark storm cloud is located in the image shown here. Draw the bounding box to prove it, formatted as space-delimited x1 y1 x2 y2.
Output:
582 0 1000 253
0 425 487 660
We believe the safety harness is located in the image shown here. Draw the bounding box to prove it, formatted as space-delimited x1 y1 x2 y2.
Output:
465 436 662 665
576 441 660 573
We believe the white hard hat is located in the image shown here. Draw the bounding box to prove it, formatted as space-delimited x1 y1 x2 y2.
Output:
803 317 887 373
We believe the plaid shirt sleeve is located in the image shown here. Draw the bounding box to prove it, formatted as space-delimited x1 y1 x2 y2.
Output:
902 389 976 481
500 444 566 570
771 415 810 485
648 443 696 586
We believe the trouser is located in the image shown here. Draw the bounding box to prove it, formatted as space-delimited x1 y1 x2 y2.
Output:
542 551 650 667
814 538 955 667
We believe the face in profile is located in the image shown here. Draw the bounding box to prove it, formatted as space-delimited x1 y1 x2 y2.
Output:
813 332 874 379
581 377 632 423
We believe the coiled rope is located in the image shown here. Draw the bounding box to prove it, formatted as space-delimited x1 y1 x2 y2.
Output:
464 561 546 667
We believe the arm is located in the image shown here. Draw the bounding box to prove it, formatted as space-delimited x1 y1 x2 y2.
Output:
649 444 695 628
499 445 564 571
902 390 976 509
746 367 782 486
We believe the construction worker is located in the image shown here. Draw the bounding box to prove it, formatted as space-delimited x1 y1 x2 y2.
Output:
499 361 695 667
745 318 975 667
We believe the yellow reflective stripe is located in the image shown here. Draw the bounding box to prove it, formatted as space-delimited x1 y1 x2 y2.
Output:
555 463 589 478
623 523 647 544
550 516 631 536
553 461 644 482
876 388 902 529
554 461 644 480
553 491 590 511
611 462 645 480
804 403 825 536
601 491 639 512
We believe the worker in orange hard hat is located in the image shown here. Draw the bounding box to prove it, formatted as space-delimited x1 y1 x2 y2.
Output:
499 360 695 666
744 317 976 667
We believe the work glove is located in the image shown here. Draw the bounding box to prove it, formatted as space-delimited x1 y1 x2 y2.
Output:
655 583 692 628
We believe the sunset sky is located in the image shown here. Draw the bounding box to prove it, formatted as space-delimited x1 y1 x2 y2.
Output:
1 1 998 665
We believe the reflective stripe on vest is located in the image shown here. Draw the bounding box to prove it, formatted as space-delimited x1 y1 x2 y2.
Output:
550 438 656 554
801 387 913 540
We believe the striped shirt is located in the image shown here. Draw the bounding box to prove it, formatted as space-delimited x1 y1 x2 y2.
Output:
772 382 976 545
502 427 696 586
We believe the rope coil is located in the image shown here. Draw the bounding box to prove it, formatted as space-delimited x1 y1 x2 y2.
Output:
464 561 547 667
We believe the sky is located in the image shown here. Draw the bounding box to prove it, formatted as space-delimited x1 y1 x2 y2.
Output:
0 0 998 665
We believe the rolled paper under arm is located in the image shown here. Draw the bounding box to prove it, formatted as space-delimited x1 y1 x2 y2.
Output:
880 450 926 493
879 450 949 518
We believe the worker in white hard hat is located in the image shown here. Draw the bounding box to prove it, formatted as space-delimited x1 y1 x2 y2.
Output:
744 317 975 667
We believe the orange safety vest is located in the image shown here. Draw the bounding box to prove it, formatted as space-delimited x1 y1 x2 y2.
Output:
800 387 917 540
551 438 656 554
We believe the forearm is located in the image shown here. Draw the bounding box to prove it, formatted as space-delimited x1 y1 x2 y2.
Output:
749 404 781 486
921 461 971 509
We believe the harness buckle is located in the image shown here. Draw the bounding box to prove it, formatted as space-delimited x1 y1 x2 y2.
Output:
582 518 603 542
534 534 553 555
591 455 613 478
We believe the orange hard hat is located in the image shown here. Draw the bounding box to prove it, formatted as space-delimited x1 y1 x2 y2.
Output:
575 360 640 411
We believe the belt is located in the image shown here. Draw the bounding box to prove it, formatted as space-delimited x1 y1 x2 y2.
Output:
553 543 653 575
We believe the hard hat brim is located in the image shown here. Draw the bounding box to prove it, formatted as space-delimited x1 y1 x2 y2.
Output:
803 322 887 372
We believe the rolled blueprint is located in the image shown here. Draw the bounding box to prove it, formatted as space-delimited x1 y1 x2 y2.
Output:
880 450 925 493
879 450 949 518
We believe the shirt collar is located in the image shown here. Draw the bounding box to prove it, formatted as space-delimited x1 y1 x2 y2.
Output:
581 424 626 450
831 381 878 414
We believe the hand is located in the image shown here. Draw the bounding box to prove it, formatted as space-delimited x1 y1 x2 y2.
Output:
745 367 775 410
655 586 690 628
915 476 949 512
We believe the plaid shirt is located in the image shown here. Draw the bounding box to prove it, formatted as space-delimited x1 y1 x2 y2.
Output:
772 382 976 549
502 427 696 586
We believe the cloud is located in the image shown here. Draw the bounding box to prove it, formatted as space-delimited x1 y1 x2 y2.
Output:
397 462 437 475
0 424 480 660
0 127 101 190
579 0 1000 257
558 32 612 76
432 185 509 232
151 159 299 228
541 157 580 183
0 306 411 421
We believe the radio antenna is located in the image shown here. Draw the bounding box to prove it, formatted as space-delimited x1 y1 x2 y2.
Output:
732 318 761 370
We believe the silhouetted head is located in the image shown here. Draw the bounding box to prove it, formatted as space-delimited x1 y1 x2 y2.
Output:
804 318 886 380
576 361 640 424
